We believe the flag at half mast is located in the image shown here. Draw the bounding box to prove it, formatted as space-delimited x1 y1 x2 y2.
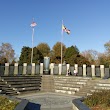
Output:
62 24 70 34
30 21 37 28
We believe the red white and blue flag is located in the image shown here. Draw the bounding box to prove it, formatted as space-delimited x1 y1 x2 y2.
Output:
62 24 70 34
30 22 37 28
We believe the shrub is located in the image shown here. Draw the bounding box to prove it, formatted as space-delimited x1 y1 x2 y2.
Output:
0 95 19 110
84 90 110 108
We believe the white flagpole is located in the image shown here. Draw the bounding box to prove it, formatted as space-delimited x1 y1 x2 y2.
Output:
61 20 63 66
31 27 34 64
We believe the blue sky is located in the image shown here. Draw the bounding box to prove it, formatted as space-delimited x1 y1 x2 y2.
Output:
0 0 110 58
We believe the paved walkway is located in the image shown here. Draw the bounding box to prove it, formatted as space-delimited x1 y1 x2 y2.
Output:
17 92 80 110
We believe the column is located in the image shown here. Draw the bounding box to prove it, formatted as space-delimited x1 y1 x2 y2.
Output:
40 63 43 75
74 64 78 73
66 64 70 73
14 63 18 76
50 63 54 75
31 63 35 75
100 65 104 78
91 65 95 77
23 63 27 75
4 63 9 76
83 64 86 77
58 64 62 75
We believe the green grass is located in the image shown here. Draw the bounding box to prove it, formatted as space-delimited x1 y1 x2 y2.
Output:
0 95 19 110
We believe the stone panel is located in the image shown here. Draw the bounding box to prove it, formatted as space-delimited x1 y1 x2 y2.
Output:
70 66 74 75
95 66 100 77
26 64 32 75
78 67 83 76
53 64 59 75
18 65 23 75
0 65 5 76
104 68 110 78
87 67 92 77
9 65 14 75
35 64 40 74
62 65 67 75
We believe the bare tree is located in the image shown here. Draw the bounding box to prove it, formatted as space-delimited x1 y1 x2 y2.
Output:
81 49 100 65
0 43 15 63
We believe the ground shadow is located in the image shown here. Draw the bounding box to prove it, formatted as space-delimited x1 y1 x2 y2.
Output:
25 102 41 110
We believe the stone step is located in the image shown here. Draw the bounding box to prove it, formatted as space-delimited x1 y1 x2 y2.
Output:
54 76 91 80
54 83 83 88
1 75 41 78
94 86 110 90
7 81 40 84
16 89 40 95
54 81 87 85
55 89 75 95
3 79 41 82
96 83 110 86
18 86 40 92
55 86 80 91
54 78 88 82
11 84 40 88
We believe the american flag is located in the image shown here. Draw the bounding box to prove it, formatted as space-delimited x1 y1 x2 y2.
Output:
62 25 70 34
30 22 37 27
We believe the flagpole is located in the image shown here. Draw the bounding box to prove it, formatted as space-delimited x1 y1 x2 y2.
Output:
31 27 34 64
61 20 63 66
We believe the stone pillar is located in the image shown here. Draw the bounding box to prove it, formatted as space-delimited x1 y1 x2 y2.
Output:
50 63 54 75
40 63 43 75
66 64 70 73
91 65 95 77
31 63 35 75
83 64 86 77
23 63 27 75
4 63 9 76
74 64 78 73
58 64 62 75
100 65 104 78
14 63 18 76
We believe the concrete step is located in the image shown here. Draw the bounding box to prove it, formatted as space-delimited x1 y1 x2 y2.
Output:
55 89 75 95
7 81 40 85
94 86 110 90
54 81 87 85
11 84 40 88
55 86 80 91
54 78 89 82
18 86 40 92
2 79 41 82
96 83 110 86
54 83 83 88
54 76 91 80
1 75 42 79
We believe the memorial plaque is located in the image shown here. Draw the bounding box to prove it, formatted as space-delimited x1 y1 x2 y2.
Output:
43 57 50 74
104 68 110 78
95 67 100 77
9 65 14 75
62 65 66 75
35 64 40 74
0 65 5 76
70 66 74 75
53 64 58 75
87 67 92 77
18 65 23 75
78 67 83 76
27 64 32 75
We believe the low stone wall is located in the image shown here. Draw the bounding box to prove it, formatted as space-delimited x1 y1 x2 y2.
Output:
0 63 109 79
72 98 90 110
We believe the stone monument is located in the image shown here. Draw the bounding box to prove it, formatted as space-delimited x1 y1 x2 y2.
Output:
43 57 50 74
